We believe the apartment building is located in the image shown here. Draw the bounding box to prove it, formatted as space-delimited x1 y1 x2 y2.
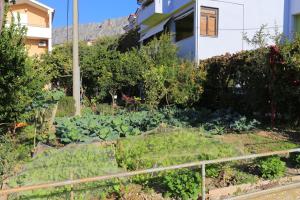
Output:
7 0 54 56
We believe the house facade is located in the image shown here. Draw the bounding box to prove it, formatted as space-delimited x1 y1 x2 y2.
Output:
285 0 300 38
7 0 54 56
136 0 292 61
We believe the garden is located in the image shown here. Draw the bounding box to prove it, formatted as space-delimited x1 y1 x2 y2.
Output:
1 15 300 199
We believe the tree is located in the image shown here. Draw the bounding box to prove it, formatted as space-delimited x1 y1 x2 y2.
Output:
96 43 143 106
40 43 73 93
0 0 15 33
0 22 46 134
141 34 205 107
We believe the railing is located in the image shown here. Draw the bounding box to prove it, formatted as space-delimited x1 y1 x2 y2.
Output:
1 148 300 200
6 22 49 28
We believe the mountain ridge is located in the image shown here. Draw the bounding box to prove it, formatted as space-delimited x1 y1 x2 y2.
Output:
53 17 129 45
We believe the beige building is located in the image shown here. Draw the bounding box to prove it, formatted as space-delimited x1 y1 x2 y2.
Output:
7 0 54 56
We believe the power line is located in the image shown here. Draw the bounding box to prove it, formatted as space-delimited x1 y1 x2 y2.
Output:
67 0 69 42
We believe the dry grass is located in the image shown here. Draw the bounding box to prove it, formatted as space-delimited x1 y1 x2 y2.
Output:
216 130 298 154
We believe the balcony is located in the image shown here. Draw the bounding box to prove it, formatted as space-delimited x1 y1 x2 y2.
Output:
137 0 164 25
26 25 51 39
137 0 194 26
6 22 51 39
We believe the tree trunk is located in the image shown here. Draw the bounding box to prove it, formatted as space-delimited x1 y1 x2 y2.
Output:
48 103 58 132
0 0 4 34
109 90 117 108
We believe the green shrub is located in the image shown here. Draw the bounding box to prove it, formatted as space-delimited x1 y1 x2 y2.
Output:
0 20 47 127
257 156 286 179
163 169 201 200
0 135 31 186
56 96 75 117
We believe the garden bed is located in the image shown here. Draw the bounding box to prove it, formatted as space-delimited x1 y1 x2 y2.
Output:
5 129 299 200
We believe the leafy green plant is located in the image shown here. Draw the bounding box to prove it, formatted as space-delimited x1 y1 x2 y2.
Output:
163 169 201 200
55 113 142 144
203 109 260 134
55 107 207 144
230 117 260 132
257 156 286 179
206 164 222 178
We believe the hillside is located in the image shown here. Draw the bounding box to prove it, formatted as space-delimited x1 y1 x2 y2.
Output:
53 17 129 45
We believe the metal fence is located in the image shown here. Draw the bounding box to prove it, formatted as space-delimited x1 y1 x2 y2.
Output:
1 148 300 200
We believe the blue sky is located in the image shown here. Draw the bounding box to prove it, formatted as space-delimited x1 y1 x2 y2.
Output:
39 0 137 28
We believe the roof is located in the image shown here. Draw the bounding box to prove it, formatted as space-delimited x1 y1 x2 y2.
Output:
14 0 54 13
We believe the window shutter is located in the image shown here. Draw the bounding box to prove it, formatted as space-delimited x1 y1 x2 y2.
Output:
200 7 218 37
208 16 216 36
200 15 207 35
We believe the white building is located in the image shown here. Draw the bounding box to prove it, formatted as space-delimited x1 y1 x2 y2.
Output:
136 0 297 61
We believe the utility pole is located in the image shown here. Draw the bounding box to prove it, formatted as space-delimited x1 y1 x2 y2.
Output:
0 0 4 33
73 0 81 116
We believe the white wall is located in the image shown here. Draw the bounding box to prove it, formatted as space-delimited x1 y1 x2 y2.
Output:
137 0 287 60
197 0 285 60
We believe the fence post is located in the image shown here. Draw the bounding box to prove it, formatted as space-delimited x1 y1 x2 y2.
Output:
202 164 206 200
70 172 74 200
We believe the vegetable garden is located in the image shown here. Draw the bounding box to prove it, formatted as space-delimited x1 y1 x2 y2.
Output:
1 13 300 199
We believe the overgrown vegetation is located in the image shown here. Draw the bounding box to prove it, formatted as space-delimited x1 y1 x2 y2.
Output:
8 143 124 199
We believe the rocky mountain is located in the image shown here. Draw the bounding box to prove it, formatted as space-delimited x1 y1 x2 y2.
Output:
53 17 129 45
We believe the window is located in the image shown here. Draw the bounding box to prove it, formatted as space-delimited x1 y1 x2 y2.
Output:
175 12 194 42
200 7 218 37
295 14 300 33
38 40 47 47
12 12 28 25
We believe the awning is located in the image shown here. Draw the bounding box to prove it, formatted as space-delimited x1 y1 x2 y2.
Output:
139 18 170 42
174 9 194 21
